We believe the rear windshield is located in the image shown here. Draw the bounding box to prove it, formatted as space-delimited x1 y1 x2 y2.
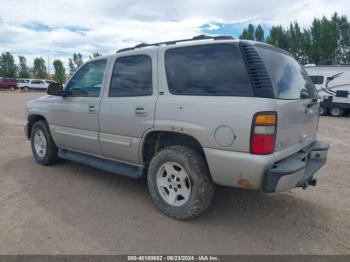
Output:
256 47 317 99
165 44 252 96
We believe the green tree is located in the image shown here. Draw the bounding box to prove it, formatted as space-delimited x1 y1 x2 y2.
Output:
68 58 75 75
89 52 102 59
300 29 312 64
332 13 350 64
240 24 255 40
33 57 48 79
286 22 312 63
309 16 337 64
255 24 265 42
267 25 289 50
68 53 84 74
73 53 83 67
18 56 30 78
53 59 66 84
0 52 17 77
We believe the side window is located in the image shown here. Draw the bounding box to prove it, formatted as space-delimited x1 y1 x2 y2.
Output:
66 59 107 97
31 80 44 84
165 44 252 96
109 55 152 97
310 75 324 85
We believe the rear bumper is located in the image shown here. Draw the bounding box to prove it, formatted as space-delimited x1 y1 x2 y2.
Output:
204 140 329 191
263 140 329 192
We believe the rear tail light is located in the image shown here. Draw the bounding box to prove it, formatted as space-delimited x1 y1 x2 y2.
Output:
250 112 277 155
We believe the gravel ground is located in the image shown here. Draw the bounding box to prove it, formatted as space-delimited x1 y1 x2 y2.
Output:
0 91 349 255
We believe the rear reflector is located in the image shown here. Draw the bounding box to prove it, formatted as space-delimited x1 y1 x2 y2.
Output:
251 112 277 155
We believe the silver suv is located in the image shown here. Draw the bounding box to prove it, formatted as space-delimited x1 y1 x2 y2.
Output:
25 35 329 219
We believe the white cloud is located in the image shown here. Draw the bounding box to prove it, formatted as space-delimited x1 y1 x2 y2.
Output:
0 0 349 71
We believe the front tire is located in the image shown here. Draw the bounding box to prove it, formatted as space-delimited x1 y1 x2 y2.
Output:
147 146 215 220
30 120 58 165
23 86 29 92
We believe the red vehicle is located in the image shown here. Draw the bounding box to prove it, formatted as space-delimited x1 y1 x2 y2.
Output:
0 78 17 91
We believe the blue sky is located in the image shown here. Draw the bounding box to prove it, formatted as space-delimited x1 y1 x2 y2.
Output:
0 0 349 72
200 22 271 39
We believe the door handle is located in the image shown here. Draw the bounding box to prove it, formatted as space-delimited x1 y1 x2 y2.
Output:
134 107 148 117
88 105 97 113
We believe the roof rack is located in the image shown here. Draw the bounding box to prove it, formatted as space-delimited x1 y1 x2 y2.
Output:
116 34 234 53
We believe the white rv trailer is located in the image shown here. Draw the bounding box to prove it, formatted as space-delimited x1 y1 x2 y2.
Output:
305 65 350 116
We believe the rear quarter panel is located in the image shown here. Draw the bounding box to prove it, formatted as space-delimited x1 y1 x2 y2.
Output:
154 95 276 152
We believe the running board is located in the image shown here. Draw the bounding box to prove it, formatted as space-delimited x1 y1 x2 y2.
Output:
58 148 144 179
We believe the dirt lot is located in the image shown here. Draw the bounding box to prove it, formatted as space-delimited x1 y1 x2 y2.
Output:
0 91 349 255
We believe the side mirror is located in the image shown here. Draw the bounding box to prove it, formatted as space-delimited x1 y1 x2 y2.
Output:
47 83 64 96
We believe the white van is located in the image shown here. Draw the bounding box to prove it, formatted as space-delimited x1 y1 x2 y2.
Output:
305 65 350 116
22 79 56 92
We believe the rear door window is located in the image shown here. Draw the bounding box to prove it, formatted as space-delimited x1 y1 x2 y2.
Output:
109 55 152 97
165 44 252 96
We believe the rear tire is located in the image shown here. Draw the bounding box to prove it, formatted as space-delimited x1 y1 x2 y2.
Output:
330 107 343 117
147 145 215 220
10 86 16 91
30 120 58 165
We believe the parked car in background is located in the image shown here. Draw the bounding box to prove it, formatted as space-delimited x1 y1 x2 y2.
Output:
22 79 56 92
45 80 56 85
17 79 30 90
0 78 17 91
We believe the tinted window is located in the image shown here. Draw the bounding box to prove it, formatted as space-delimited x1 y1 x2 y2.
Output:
165 44 252 96
310 75 324 85
256 47 317 99
109 55 152 97
66 59 107 97
31 80 44 84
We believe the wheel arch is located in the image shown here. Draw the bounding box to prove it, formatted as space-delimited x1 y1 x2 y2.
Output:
27 114 48 139
141 130 207 166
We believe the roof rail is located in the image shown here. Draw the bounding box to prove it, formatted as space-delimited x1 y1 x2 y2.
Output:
116 34 234 53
